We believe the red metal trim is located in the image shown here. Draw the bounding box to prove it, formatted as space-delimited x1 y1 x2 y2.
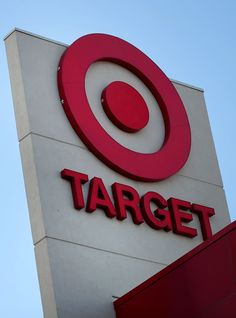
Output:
114 221 236 312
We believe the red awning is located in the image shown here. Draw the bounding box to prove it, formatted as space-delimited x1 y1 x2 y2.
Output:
114 221 236 318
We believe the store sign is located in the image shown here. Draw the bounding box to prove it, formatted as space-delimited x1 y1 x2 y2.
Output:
5 29 230 318
61 169 214 241
58 33 214 241
57 34 191 182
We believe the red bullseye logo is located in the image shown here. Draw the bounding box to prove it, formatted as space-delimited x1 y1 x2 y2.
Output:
101 81 149 133
58 34 191 181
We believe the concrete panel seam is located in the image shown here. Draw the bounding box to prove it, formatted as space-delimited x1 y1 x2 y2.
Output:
36 236 168 266
178 172 224 189
23 132 224 189
19 131 87 151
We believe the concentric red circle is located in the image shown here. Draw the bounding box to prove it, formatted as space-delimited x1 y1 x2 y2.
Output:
58 34 191 181
101 81 149 133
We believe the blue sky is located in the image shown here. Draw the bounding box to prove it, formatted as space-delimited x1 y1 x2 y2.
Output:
1 1 235 317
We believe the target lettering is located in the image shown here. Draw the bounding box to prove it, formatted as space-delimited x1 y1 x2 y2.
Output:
61 169 215 241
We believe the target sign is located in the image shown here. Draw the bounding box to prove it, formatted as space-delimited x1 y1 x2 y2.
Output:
58 34 191 182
